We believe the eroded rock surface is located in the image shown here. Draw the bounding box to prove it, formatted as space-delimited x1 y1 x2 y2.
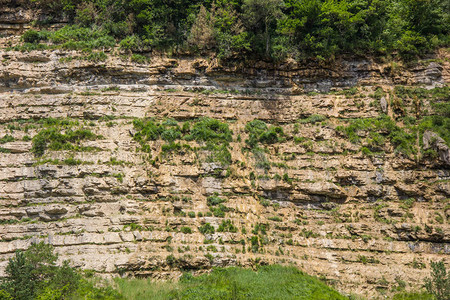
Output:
0 44 449 299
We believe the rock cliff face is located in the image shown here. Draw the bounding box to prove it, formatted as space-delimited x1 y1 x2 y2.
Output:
0 41 449 298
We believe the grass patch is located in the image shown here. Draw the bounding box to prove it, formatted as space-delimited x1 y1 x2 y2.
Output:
337 115 416 157
133 117 232 165
31 118 101 157
114 265 347 300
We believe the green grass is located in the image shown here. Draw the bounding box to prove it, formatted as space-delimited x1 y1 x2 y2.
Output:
298 114 327 124
32 121 99 157
245 120 284 149
114 265 348 300
133 117 232 165
336 115 416 157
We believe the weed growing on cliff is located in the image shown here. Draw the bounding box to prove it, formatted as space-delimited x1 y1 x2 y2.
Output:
83 51 108 62
268 216 282 222
133 117 232 165
188 117 233 165
130 54 150 64
392 292 434 300
0 135 14 144
31 119 100 157
251 147 271 171
180 226 192 234
188 118 232 144
198 223 215 235
337 115 416 157
206 194 229 218
207 194 227 206
217 220 238 233
298 114 327 124
244 120 284 171
245 120 284 149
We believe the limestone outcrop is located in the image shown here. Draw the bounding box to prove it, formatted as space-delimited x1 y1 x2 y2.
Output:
0 40 449 299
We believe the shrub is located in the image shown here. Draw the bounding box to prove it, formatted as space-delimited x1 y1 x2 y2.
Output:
84 51 108 62
217 220 238 233
268 216 282 222
393 292 434 300
50 25 115 50
0 135 14 144
189 118 232 145
298 115 326 124
199 223 215 235
210 204 227 218
207 194 227 206
337 115 416 156
180 227 192 234
119 36 151 52
22 30 42 43
252 147 271 170
425 260 449 300
130 54 149 64
161 128 182 142
166 255 177 267
245 120 283 148
32 122 98 157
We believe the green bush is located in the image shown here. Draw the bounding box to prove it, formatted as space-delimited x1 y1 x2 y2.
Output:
207 194 227 206
298 115 327 124
189 117 232 145
133 117 232 164
210 204 228 218
198 223 215 235
32 122 98 157
245 120 283 148
0 135 14 144
337 115 416 156
0 242 121 300
119 36 151 52
130 54 149 64
217 219 238 233
180 227 192 234
206 194 229 218
268 216 282 222
84 51 108 62
425 260 449 300
50 25 115 50
22 30 42 43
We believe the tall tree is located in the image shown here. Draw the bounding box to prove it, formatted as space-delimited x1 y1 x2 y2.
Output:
188 5 215 51
243 0 284 57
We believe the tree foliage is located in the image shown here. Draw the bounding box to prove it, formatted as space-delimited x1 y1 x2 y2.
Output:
0 242 122 300
26 0 450 60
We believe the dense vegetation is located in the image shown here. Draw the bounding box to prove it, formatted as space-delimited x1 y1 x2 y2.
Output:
132 117 233 165
0 242 121 300
337 86 450 158
21 0 450 60
31 118 101 157
1 242 447 299
114 265 348 299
